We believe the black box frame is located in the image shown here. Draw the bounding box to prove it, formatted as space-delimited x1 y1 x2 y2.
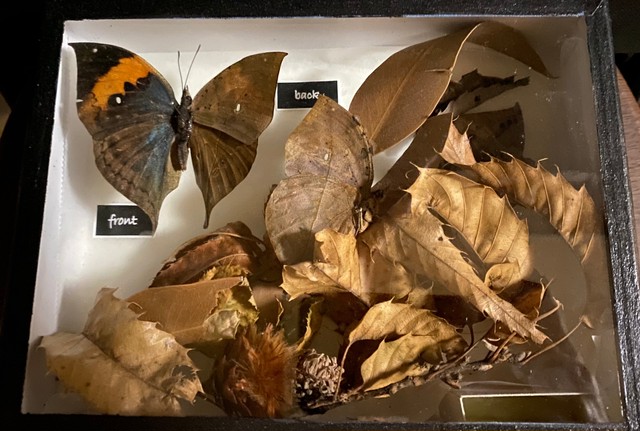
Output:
0 1 638 430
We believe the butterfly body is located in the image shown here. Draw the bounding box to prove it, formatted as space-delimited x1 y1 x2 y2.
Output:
71 42 286 233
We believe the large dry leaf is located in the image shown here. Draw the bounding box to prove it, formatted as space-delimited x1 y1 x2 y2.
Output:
361 201 547 344
440 130 610 323
265 96 374 264
39 288 202 415
407 167 532 282
282 229 419 306
151 221 264 287
191 52 287 228
349 21 550 152
127 277 243 346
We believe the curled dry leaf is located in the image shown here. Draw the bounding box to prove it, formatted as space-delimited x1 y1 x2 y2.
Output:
150 221 264 287
349 21 550 152
407 167 532 283
39 288 202 416
439 130 609 323
437 69 529 116
360 199 547 344
265 95 374 264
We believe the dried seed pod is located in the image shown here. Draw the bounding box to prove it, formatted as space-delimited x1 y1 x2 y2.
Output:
295 349 343 413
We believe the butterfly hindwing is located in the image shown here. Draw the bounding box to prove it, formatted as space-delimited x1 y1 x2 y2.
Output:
190 51 286 228
71 42 183 232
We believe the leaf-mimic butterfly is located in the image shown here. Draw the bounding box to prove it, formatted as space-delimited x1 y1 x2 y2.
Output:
71 43 286 233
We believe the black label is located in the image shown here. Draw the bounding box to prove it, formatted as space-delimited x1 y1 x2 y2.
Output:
277 81 338 109
95 205 153 236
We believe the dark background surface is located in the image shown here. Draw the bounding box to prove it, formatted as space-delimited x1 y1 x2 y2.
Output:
0 0 638 426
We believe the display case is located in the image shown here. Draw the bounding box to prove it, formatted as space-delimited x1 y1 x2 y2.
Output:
1 1 639 430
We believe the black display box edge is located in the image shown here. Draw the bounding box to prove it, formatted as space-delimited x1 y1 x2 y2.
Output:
0 1 638 430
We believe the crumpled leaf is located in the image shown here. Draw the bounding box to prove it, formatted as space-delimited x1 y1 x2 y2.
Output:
265 95 374 264
191 52 287 228
349 21 551 152
127 277 245 347
360 200 547 344
343 301 466 390
39 288 202 416
282 229 418 306
150 221 264 287
439 131 609 323
407 167 532 283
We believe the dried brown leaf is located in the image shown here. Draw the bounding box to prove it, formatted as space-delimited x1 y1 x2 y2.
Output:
349 21 550 152
343 301 466 391
39 288 202 416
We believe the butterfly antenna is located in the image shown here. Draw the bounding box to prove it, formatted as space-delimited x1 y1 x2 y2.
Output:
182 44 201 91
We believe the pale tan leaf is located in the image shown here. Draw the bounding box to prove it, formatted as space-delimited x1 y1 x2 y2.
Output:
360 334 432 391
349 21 550 152
346 300 467 356
361 204 547 344
407 167 532 281
39 288 202 416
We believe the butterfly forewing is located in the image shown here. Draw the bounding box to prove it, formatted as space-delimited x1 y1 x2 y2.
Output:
71 42 183 232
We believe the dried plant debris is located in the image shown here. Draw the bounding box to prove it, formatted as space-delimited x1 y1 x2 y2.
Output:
40 22 608 419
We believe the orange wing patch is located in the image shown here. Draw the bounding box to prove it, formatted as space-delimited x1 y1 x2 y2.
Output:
90 57 153 109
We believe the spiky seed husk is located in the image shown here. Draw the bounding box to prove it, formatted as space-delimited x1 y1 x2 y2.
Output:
211 324 295 418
